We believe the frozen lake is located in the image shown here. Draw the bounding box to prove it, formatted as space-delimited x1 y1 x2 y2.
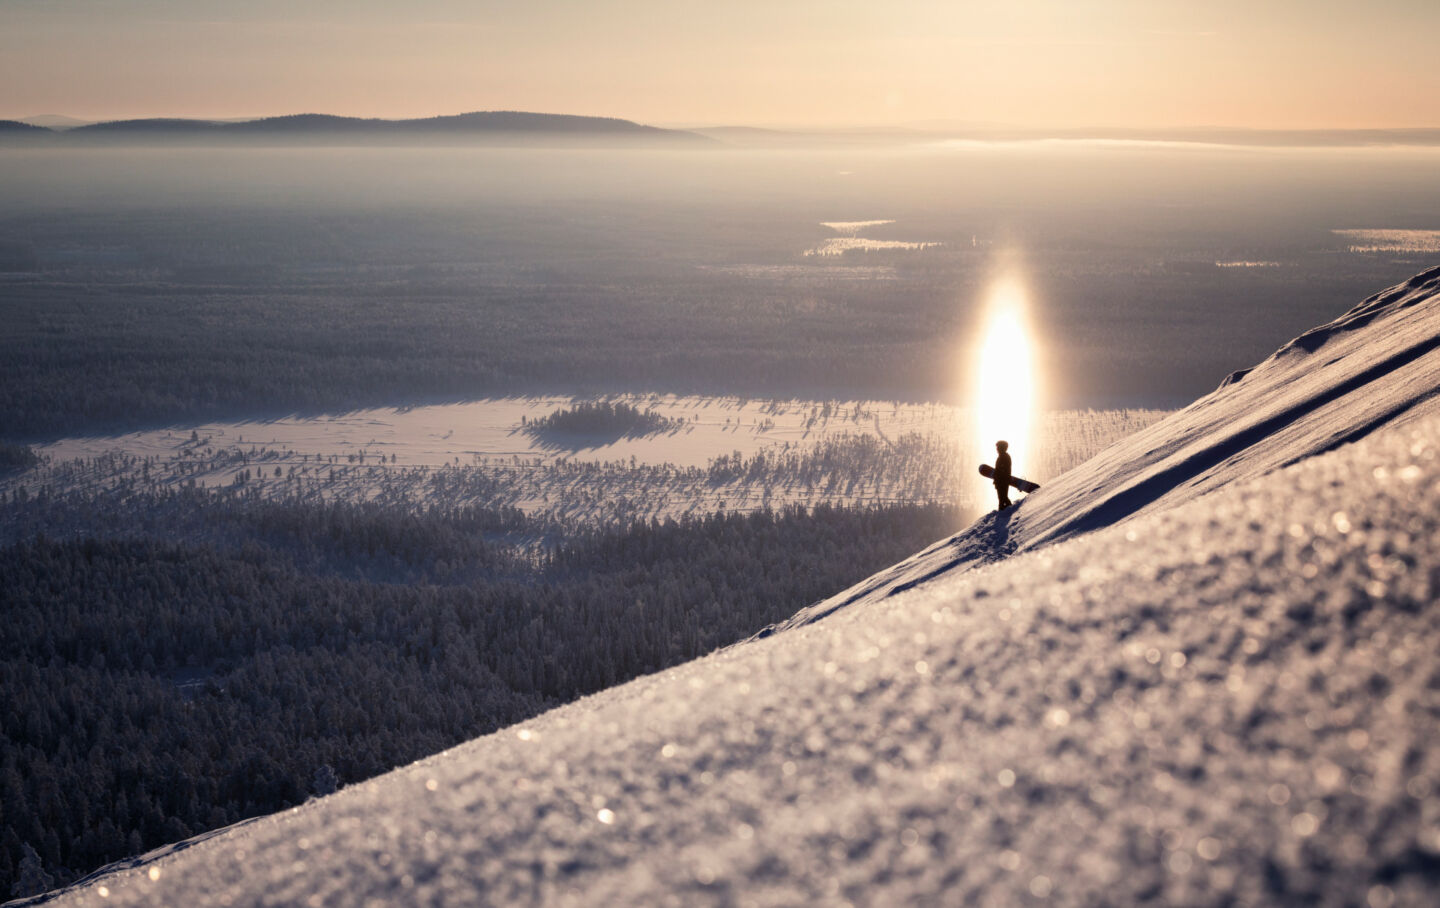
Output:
41 395 963 470
16 396 1169 532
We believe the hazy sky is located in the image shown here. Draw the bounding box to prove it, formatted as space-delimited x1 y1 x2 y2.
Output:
3 0 1438 128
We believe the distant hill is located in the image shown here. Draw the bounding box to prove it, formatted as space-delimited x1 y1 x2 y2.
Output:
224 111 687 135
17 113 1438 149
50 111 711 145
17 114 94 129
74 117 220 133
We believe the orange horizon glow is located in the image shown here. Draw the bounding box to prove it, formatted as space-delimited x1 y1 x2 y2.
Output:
2 1 1438 130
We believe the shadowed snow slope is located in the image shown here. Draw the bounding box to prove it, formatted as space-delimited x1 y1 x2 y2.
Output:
23 268 1440 907
778 265 1440 631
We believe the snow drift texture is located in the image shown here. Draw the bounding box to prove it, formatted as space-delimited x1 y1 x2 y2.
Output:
20 266 1440 907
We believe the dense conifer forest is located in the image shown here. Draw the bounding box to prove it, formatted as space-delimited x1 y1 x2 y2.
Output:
0 444 38 472
0 501 958 895
525 400 683 442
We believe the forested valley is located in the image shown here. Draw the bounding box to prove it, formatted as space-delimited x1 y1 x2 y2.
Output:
0 500 959 895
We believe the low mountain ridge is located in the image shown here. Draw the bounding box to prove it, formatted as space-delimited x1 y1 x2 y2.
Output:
5 111 709 145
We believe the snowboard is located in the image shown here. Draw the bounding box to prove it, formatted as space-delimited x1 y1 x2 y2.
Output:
979 463 1041 494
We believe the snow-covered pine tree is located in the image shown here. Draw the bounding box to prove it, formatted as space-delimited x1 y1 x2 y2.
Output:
312 764 340 798
12 842 54 898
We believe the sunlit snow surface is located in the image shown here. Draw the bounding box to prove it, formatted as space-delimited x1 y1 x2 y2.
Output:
28 267 1440 907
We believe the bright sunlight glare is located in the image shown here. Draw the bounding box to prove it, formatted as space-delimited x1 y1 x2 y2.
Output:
973 278 1038 484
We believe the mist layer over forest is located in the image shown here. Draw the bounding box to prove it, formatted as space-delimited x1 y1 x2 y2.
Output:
1 143 1436 438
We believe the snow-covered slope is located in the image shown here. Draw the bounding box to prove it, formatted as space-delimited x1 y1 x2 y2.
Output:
24 268 1440 907
780 265 1440 631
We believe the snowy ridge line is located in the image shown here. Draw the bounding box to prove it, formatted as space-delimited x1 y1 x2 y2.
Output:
2 818 269 908
1223 264 1440 387
773 264 1440 632
1300 264 1440 353
1039 324 1440 545
1020 263 1440 551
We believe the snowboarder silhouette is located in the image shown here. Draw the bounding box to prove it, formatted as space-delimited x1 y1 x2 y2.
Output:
993 440 1012 510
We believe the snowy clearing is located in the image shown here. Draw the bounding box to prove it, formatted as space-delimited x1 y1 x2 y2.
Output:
37 396 928 471
10 401 1166 533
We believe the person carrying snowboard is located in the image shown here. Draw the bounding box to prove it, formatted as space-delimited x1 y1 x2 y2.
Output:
993 440 1012 510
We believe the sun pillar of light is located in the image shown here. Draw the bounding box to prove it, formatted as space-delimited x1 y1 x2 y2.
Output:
971 277 1037 486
